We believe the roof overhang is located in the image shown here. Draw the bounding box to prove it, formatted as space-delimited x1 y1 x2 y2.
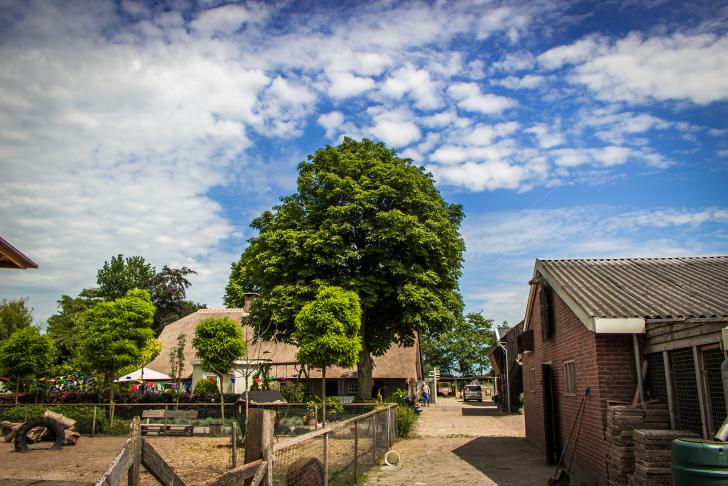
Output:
0 236 37 269
524 260 646 334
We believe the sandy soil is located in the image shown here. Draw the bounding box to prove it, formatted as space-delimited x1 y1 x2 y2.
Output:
0 435 236 485
364 397 555 486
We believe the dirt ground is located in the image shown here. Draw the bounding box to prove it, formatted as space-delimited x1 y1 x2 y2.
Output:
364 397 555 486
0 435 236 485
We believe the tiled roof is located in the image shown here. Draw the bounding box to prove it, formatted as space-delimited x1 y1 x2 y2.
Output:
538 256 728 320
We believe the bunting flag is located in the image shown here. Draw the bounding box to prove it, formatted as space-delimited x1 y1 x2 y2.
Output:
230 377 236 383
208 376 215 384
0 377 9 381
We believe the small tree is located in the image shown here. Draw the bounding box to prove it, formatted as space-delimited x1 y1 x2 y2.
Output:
192 317 246 428
79 289 155 411
0 297 33 343
293 286 362 425
0 327 55 404
169 333 186 399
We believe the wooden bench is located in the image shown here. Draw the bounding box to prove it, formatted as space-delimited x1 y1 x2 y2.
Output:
141 409 197 436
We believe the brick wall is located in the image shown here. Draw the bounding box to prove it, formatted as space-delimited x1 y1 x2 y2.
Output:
522 283 639 485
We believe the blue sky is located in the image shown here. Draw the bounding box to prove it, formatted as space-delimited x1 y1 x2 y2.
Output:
1 0 727 326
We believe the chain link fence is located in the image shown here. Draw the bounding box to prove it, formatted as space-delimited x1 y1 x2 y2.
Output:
272 404 397 485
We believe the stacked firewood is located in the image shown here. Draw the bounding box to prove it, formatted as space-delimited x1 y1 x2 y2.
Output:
631 429 699 485
1 410 80 445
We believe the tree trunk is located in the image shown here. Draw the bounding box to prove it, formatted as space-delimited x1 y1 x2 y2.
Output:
109 372 115 426
322 367 326 427
218 374 225 435
356 343 374 400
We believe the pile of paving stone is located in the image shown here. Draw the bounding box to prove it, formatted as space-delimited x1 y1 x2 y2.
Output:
606 402 671 486
631 429 699 485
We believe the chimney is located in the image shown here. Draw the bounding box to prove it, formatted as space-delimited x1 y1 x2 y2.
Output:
243 292 259 313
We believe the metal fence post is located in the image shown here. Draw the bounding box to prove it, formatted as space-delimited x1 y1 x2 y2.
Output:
354 419 359 480
231 421 238 468
386 407 391 447
91 405 97 437
323 431 329 486
371 413 377 464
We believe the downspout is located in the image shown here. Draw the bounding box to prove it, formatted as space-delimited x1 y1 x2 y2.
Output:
498 340 511 413
633 334 645 404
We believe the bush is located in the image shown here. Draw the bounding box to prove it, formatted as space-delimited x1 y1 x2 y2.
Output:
0 404 107 434
104 419 131 436
396 405 418 438
193 379 219 394
387 388 408 406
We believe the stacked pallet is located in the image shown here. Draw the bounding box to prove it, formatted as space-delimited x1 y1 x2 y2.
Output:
606 405 644 486
642 402 671 430
631 429 699 486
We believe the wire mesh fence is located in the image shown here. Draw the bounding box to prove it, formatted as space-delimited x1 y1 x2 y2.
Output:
271 404 397 486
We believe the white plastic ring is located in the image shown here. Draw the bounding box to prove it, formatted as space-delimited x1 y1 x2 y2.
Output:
384 450 400 466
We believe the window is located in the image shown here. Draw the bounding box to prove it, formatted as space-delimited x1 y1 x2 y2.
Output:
347 383 358 395
529 368 536 393
539 282 554 341
563 361 576 395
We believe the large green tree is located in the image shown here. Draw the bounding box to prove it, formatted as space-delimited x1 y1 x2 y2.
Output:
293 286 362 424
0 327 55 404
225 138 465 398
79 289 155 406
192 317 246 426
95 255 203 334
45 289 101 362
422 313 495 376
0 297 33 342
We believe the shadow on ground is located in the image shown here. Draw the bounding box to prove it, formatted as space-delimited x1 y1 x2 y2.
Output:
461 407 508 416
452 436 552 484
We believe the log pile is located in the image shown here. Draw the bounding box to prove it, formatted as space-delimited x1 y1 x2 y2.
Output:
1 410 80 446
605 403 670 486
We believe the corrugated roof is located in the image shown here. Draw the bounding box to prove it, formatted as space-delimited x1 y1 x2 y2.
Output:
538 256 728 320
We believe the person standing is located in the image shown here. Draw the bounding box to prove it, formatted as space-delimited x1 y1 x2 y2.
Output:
422 383 430 407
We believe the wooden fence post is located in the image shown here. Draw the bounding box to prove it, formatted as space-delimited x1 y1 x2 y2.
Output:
231 421 238 468
323 432 329 486
128 416 141 486
244 408 274 486
91 405 97 438
371 413 376 464
353 420 359 481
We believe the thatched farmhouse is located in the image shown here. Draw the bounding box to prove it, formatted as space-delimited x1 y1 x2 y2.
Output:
146 307 423 399
520 256 728 485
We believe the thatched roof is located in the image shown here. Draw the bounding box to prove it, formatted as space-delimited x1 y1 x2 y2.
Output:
147 308 422 381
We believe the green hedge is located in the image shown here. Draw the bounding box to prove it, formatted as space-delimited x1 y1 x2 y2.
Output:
396 405 418 438
0 405 107 434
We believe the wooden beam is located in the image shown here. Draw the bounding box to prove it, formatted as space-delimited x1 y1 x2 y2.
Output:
693 346 709 438
141 440 186 486
188 460 263 486
662 351 677 430
96 439 133 486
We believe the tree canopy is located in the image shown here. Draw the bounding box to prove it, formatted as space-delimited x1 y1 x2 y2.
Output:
93 254 202 334
192 317 246 425
0 297 33 343
422 313 495 376
0 327 55 402
293 286 362 370
79 289 155 380
225 138 465 398
45 289 101 362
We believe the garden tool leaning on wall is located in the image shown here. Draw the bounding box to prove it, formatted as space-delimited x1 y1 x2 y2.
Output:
548 387 591 486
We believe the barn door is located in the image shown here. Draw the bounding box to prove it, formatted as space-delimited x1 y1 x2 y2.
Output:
542 363 559 464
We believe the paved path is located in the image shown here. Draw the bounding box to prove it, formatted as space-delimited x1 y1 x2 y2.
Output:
365 397 554 486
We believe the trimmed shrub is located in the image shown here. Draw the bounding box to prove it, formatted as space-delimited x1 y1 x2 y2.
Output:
104 419 131 436
193 379 219 394
396 405 418 438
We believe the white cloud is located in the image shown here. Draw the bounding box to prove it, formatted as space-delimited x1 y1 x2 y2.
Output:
493 74 546 90
318 111 345 139
551 146 632 167
367 107 421 148
326 72 376 99
379 64 442 109
546 32 728 104
525 124 565 148
191 4 271 35
448 82 517 114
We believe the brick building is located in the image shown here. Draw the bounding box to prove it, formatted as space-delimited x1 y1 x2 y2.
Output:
521 257 728 485
488 321 524 413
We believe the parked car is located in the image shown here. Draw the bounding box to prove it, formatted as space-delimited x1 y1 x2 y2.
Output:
463 384 483 402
